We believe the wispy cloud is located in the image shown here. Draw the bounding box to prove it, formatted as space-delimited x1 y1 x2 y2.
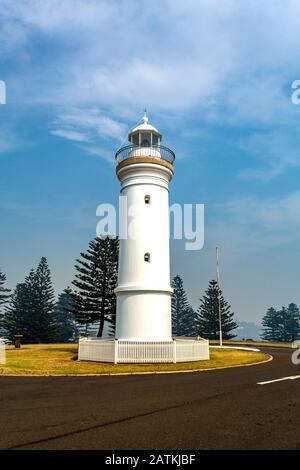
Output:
218 191 300 250
51 129 89 142
52 107 126 139
50 106 127 158
80 145 113 164
1 0 117 34
237 131 300 181
1 0 300 177
2 0 299 114
0 127 21 154
1 0 300 176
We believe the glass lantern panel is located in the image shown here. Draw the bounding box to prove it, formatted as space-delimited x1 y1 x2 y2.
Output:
141 133 151 147
132 133 139 145
152 134 158 145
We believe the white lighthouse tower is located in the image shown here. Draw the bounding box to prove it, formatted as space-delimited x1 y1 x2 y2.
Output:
115 112 173 342
79 113 209 364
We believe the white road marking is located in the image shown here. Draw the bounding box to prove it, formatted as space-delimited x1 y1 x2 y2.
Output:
257 375 300 385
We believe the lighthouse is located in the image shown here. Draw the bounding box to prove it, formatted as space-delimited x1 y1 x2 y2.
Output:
115 112 174 342
78 113 209 364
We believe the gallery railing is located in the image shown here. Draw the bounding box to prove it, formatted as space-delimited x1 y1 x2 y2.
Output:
115 144 175 164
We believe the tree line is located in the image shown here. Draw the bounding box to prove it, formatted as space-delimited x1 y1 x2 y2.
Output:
0 237 118 343
0 235 238 342
0 258 78 343
8 234 299 344
261 304 300 342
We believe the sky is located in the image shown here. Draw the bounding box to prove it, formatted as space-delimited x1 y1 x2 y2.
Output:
0 0 300 324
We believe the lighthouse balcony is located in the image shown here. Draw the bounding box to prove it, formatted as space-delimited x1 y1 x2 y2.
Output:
115 144 175 170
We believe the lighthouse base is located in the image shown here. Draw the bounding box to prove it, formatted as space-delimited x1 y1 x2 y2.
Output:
78 337 209 364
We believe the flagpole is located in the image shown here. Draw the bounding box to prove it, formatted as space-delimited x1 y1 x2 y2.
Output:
216 247 223 346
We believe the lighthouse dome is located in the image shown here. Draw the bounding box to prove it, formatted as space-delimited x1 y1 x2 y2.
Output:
130 113 162 136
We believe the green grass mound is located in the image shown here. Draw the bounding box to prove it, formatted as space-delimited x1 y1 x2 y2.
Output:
0 343 270 376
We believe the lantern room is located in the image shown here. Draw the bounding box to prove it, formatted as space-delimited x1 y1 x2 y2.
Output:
115 112 175 166
128 112 162 147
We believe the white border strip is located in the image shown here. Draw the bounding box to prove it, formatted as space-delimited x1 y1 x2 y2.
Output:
210 345 260 352
258 374 300 385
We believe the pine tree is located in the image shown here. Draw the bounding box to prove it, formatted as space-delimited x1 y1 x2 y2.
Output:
3 282 28 340
286 303 300 342
77 321 96 337
261 304 300 343
4 258 56 343
171 275 189 336
171 275 196 336
261 307 281 341
72 236 118 337
0 268 10 334
279 304 300 342
4 270 40 342
34 257 57 342
180 306 197 337
0 268 10 309
54 287 78 343
196 279 237 340
69 291 92 337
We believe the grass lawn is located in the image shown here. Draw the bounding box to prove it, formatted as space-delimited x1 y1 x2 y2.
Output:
0 343 270 376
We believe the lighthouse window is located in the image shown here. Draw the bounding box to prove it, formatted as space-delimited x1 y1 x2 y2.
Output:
141 133 151 147
132 134 139 145
144 195 151 204
144 252 151 263
152 134 158 145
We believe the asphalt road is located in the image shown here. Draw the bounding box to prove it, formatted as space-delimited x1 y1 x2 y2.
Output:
0 347 299 450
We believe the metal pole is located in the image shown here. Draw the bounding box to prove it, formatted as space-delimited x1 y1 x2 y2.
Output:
216 247 223 346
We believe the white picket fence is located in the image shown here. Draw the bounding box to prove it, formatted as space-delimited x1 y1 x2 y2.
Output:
175 338 210 362
78 337 209 364
117 341 174 363
78 338 115 362
0 339 6 365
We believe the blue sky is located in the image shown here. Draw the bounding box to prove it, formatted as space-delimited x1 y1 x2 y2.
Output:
1 0 300 323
